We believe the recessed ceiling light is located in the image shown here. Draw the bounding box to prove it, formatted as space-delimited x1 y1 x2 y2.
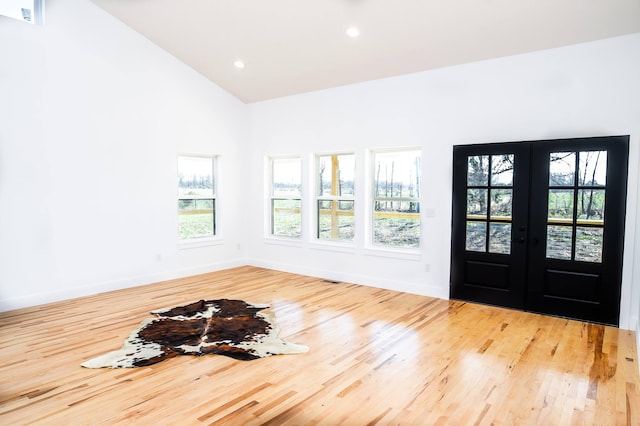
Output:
346 27 359 38
233 60 245 69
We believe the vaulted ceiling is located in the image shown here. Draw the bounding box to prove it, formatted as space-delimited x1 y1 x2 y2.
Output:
90 0 640 103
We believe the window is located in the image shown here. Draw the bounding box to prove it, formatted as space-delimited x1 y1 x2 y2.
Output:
546 150 607 263
465 154 514 254
372 149 421 248
316 153 355 241
271 157 302 238
178 155 215 239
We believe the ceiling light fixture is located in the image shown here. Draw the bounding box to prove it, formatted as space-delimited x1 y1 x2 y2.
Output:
346 27 359 38
233 60 245 69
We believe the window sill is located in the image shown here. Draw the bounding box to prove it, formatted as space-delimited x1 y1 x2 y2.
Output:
364 246 421 261
264 236 303 248
309 240 356 254
177 237 224 250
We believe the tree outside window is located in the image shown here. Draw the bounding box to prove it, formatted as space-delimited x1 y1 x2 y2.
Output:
372 149 421 248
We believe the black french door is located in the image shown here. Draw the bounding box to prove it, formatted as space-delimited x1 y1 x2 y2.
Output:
450 136 629 326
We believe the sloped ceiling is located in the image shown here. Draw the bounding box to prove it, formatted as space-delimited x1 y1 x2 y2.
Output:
90 0 640 103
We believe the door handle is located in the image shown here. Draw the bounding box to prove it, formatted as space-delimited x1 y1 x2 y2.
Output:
513 236 526 244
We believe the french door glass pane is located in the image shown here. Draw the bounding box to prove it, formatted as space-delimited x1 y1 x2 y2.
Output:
549 152 575 186
466 221 486 252
575 227 603 263
467 155 489 186
490 154 514 186
490 189 512 219
546 150 608 262
548 189 574 220
546 225 572 260
577 189 605 221
467 189 488 216
489 223 511 254
578 151 607 186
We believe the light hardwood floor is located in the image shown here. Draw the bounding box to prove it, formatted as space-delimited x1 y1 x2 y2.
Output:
1 266 639 425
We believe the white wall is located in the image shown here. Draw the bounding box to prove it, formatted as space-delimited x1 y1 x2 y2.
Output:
247 33 640 330
0 0 248 310
1 0 638 332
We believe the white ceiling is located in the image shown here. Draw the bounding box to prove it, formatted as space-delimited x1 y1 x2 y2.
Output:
89 0 640 104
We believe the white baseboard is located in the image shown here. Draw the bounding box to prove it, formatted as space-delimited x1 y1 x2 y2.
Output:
247 257 448 300
0 259 245 312
0 258 447 312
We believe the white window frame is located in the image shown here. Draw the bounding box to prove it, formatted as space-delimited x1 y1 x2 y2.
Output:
269 156 302 239
315 152 355 243
177 154 219 247
368 147 422 251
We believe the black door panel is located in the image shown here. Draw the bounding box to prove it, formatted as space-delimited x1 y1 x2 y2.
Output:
450 143 530 310
451 136 629 326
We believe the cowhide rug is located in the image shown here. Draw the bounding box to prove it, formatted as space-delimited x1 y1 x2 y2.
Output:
81 299 308 368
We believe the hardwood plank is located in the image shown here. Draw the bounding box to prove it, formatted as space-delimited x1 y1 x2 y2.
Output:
0 266 638 424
